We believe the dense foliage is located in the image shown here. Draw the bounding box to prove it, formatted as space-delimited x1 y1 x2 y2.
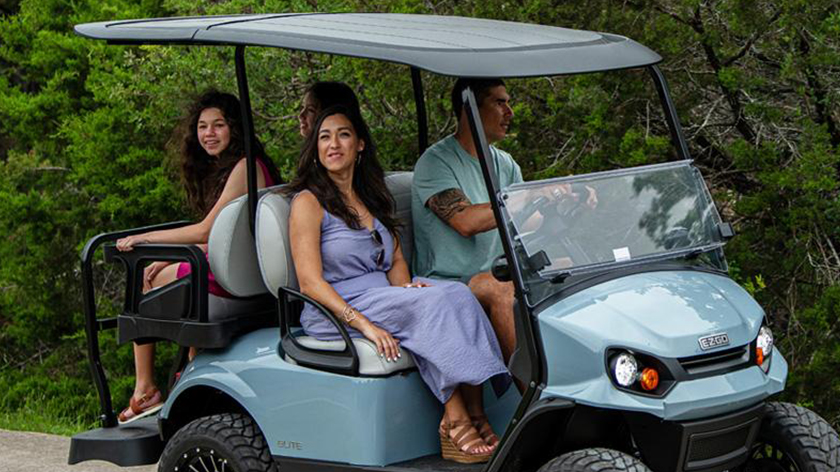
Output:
1 0 838 432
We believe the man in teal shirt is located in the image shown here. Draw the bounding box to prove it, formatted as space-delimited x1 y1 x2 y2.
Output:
412 78 521 363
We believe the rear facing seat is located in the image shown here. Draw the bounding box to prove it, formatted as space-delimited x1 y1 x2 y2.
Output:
255 172 417 376
116 187 279 348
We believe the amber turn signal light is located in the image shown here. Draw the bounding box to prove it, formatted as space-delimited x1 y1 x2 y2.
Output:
756 347 764 366
639 367 660 391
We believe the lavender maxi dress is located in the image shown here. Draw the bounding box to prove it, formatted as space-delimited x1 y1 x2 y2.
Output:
299 205 510 404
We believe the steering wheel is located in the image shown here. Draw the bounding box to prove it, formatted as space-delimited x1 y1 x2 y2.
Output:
515 195 551 228
516 186 586 230
548 185 587 219
516 191 593 268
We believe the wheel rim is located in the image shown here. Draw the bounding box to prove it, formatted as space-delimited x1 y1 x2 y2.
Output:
173 446 235 472
745 440 801 472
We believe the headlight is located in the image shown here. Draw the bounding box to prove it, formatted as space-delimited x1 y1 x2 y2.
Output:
612 352 638 387
607 349 674 397
757 326 773 357
755 325 773 372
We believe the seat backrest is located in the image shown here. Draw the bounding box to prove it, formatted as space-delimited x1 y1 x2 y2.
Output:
386 172 414 269
255 189 297 296
256 173 415 297
208 186 281 297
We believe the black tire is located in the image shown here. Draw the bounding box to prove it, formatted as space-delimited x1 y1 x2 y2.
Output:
745 402 840 472
538 448 651 472
158 413 278 472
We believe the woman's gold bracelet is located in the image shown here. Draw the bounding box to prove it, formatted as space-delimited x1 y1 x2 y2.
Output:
341 304 358 324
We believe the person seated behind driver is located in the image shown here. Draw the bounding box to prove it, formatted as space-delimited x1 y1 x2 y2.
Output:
285 105 509 464
297 81 361 138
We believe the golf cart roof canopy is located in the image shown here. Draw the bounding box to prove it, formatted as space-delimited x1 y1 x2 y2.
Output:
74 13 662 77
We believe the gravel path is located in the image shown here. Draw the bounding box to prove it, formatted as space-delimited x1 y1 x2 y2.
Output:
0 429 156 472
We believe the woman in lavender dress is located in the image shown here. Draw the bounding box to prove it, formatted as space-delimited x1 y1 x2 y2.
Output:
286 105 509 464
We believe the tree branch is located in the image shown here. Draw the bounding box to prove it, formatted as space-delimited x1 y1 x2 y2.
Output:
722 8 782 67
797 33 840 149
690 4 757 144
693 134 759 195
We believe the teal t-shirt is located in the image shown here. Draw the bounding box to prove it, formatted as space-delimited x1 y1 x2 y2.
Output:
411 134 523 280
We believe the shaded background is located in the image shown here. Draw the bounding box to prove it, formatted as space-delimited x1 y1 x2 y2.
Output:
0 0 838 433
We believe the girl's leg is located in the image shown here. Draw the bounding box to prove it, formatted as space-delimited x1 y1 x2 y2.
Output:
132 343 156 398
151 264 197 360
148 263 180 290
441 388 493 456
132 263 181 399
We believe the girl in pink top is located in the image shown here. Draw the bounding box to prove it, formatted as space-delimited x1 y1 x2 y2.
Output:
114 91 280 423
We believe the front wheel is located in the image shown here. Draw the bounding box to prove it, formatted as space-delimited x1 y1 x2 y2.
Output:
744 402 839 472
538 448 651 472
158 413 278 472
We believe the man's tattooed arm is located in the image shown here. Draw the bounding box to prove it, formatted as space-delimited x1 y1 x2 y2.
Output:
426 188 497 236
427 188 472 223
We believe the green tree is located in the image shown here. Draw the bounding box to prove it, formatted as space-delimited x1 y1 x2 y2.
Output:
0 0 838 432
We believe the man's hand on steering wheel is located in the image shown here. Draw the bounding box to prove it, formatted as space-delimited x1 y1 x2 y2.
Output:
585 185 598 209
550 183 598 211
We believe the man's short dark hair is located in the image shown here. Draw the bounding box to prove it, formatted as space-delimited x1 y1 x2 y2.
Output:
451 77 506 120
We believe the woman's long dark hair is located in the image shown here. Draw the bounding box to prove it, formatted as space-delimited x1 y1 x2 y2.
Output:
284 105 401 240
176 90 282 216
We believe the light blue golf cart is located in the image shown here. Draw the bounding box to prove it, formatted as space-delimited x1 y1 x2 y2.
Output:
68 13 839 472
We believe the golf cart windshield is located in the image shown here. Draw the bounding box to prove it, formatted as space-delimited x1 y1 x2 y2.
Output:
501 161 728 304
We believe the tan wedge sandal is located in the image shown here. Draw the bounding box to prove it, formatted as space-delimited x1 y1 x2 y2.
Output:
439 420 494 464
470 414 500 448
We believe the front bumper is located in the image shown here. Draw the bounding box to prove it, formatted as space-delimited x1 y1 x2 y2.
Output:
627 402 764 472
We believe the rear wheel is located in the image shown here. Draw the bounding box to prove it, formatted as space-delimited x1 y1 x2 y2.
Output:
538 448 651 472
158 413 277 472
744 402 839 472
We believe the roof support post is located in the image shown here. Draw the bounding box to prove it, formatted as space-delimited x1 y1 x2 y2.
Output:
648 65 691 161
462 88 544 467
410 67 429 154
235 45 258 235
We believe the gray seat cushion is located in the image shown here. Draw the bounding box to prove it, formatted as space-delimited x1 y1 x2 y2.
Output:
206 294 273 322
286 336 416 376
208 185 282 297
386 172 414 270
255 190 298 295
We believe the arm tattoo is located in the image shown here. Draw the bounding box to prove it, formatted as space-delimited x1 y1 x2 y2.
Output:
427 188 472 222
